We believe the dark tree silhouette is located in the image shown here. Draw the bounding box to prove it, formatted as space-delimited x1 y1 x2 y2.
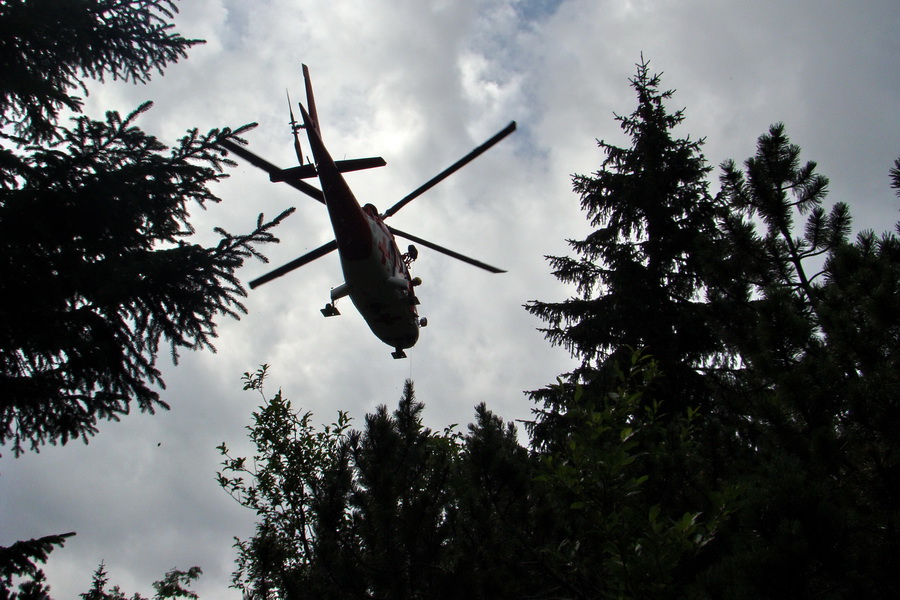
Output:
0 532 74 599
218 369 559 600
525 59 900 598
78 563 202 600
0 0 200 143
1 2 291 594
0 0 293 455
525 57 724 427
699 125 900 599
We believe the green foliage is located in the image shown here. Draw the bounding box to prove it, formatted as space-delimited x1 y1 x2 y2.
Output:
0 532 74 600
447 402 545 599
891 157 900 196
219 368 554 600
527 58 900 598
78 563 202 600
0 0 201 143
222 358 739 600
718 122 844 313
700 125 900 599
0 0 295 454
535 352 735 600
526 57 721 383
218 365 354 598
0 1 287 597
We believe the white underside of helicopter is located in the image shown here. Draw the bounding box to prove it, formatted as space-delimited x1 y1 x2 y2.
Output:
325 220 421 354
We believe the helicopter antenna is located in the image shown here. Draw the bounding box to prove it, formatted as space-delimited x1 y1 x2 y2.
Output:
286 90 304 165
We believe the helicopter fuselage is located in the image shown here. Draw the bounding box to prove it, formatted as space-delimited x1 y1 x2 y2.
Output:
334 211 419 351
299 102 420 353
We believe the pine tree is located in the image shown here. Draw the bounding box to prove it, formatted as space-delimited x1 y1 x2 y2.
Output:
525 57 724 426
0 0 293 454
701 127 900 599
0 532 74 599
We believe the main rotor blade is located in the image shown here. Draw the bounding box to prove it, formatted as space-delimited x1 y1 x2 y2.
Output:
388 226 506 274
219 139 325 204
249 239 338 288
382 121 517 218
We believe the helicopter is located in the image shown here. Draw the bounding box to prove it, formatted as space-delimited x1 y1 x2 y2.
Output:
219 65 516 359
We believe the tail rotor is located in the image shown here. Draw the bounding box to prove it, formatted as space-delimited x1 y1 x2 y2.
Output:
286 90 304 164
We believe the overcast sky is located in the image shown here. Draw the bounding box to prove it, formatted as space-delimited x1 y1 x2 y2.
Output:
2 0 898 597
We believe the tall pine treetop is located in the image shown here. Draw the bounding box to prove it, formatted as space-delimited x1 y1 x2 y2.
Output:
527 58 721 379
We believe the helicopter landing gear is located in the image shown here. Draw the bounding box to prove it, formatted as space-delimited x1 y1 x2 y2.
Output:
324 283 350 317
321 303 340 317
419 317 428 327
392 348 407 359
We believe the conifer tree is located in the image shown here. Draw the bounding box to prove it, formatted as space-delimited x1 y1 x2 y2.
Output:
219 370 552 600
525 57 723 424
0 532 74 599
79 563 202 600
701 127 900 599
525 59 900 597
0 0 198 144
0 0 293 455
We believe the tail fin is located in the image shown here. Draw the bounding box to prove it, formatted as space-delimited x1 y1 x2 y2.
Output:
290 64 386 178
302 64 321 137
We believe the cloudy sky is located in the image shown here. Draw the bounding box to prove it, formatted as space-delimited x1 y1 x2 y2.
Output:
2 0 898 597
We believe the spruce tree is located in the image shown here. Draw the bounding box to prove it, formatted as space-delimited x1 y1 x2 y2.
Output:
0 532 74 599
525 57 723 426
0 0 292 454
0 0 199 144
